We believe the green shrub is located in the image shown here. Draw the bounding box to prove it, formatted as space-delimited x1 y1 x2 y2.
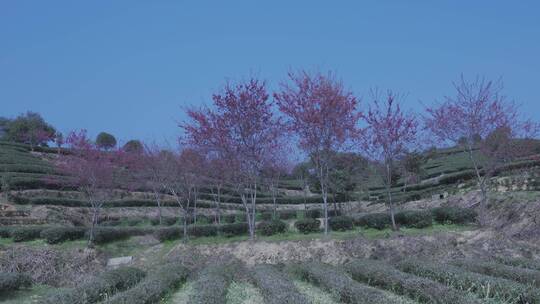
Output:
354 213 390 230
431 207 477 224
397 258 540 303
294 218 320 234
451 259 540 288
11 226 47 242
394 210 433 228
251 265 309 304
257 220 287 236
101 220 121 226
40 227 86 244
291 262 402 304
260 211 273 221
154 227 183 242
328 209 342 217
194 214 211 225
0 272 32 291
188 265 232 304
219 223 249 237
126 218 143 226
304 209 322 219
278 210 298 220
346 259 478 304
41 267 146 304
223 214 236 223
329 216 353 231
104 263 188 304
187 225 218 237
162 217 178 226
90 227 152 244
0 226 14 238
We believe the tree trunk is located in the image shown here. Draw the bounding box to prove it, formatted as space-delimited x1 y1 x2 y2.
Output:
88 202 100 247
154 191 162 225
467 144 489 226
386 163 398 231
332 189 338 214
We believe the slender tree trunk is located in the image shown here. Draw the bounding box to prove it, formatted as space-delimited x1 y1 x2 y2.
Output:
386 163 398 231
467 145 489 225
88 201 100 247
332 188 338 214
193 188 198 224
153 191 162 225
271 182 277 219
250 181 257 240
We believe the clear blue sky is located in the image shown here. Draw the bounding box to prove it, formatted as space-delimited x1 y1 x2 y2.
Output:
1 1 539 145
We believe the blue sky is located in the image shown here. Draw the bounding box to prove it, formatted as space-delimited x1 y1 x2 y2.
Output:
1 1 539 145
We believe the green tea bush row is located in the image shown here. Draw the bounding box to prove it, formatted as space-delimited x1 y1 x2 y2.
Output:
187 265 232 304
495 256 540 272
11 226 49 242
345 259 479 304
257 220 287 236
291 262 402 304
104 263 188 304
394 210 433 229
154 223 250 242
451 259 540 287
431 207 477 224
0 272 32 291
294 218 320 234
329 216 354 231
40 227 86 244
251 265 309 304
220 222 249 237
0 226 14 238
40 267 146 304
353 213 390 230
187 225 218 237
90 227 154 244
397 258 540 303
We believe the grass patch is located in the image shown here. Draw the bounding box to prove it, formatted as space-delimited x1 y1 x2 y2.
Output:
226 281 264 304
293 280 339 304
161 281 194 304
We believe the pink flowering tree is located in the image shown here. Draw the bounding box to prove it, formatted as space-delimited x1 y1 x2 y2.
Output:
274 70 362 234
425 76 538 224
363 91 418 231
182 78 282 240
55 130 122 246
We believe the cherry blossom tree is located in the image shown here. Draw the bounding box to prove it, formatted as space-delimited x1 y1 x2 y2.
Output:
363 90 418 231
275 70 362 234
55 130 122 246
182 78 282 240
425 76 538 224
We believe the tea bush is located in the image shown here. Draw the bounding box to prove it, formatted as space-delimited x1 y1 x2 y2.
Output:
40 227 86 244
397 258 540 303
291 262 402 304
104 263 188 304
187 265 232 304
294 218 320 234
41 267 146 304
251 265 309 304
257 220 287 236
346 259 479 304
329 216 354 231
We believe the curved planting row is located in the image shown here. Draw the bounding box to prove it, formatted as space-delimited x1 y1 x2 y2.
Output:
103 263 189 304
250 265 309 304
39 267 145 304
345 259 479 304
187 264 233 304
291 262 405 304
451 258 540 288
396 258 540 303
